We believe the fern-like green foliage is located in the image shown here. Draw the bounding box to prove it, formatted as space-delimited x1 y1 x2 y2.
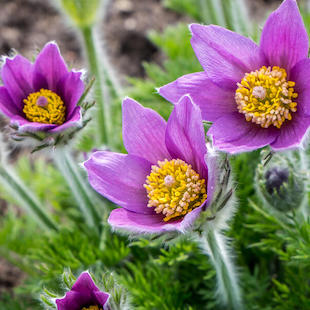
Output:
30 227 130 279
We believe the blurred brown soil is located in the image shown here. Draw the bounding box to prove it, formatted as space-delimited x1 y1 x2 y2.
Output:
248 0 281 21
0 0 281 297
0 0 185 78
0 0 281 78
0 258 25 295
103 0 189 77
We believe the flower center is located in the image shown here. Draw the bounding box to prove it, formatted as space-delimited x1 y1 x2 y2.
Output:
235 66 298 129
81 306 102 310
144 159 207 222
23 88 66 125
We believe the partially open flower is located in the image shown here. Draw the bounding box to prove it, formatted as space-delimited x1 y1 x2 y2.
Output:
159 0 310 153
55 272 110 310
84 95 218 234
256 151 306 212
265 166 289 195
0 42 84 133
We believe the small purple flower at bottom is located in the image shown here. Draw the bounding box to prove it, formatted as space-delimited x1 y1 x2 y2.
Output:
159 0 310 153
0 42 84 133
84 95 218 234
55 272 110 310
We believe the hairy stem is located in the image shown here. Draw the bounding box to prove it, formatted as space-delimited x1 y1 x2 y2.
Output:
81 26 112 145
198 228 243 310
0 165 58 231
53 147 101 232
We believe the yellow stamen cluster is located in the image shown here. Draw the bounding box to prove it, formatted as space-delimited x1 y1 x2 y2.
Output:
23 88 66 125
144 159 207 222
82 306 102 310
235 66 298 129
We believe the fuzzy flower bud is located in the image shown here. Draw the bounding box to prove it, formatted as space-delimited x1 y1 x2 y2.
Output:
265 166 289 195
256 151 306 212
59 0 103 28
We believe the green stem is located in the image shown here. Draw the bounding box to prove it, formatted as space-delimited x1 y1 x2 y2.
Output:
230 0 250 35
199 0 211 23
210 0 226 27
81 26 112 145
198 228 243 310
53 147 101 232
100 37 123 100
221 0 233 31
0 165 58 231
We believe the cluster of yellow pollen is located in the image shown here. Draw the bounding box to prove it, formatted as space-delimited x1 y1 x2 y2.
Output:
235 66 298 129
144 159 207 222
23 88 66 125
81 306 102 310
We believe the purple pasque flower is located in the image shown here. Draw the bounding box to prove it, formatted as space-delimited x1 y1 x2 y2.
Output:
159 0 310 153
56 272 110 310
84 95 218 234
0 42 84 133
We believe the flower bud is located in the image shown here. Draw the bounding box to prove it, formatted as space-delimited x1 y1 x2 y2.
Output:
265 166 289 195
59 0 103 28
256 151 306 212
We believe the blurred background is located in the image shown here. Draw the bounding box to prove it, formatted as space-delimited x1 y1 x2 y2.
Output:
0 0 281 79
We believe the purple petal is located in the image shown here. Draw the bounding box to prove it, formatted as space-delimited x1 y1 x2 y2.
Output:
122 97 171 164
204 149 219 208
208 113 278 154
1 55 34 109
178 203 205 231
56 272 109 310
56 291 88 310
72 272 99 294
84 151 153 214
9 107 81 133
10 115 57 132
165 95 208 179
50 106 82 133
109 204 205 234
270 113 310 150
158 72 235 121
260 0 308 72
94 291 110 307
290 59 310 116
57 71 84 117
108 208 182 233
33 42 68 93
0 86 20 117
190 24 265 90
